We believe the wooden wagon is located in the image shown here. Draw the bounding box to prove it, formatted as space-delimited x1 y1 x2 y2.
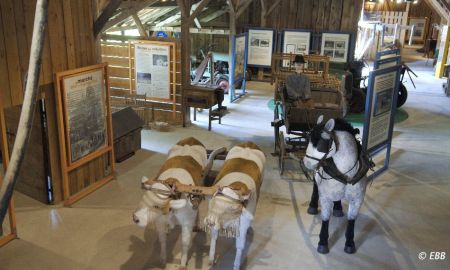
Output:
270 53 346 175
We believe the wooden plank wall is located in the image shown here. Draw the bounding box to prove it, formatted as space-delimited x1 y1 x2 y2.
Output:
101 38 183 124
0 0 102 203
192 34 229 56
237 0 363 34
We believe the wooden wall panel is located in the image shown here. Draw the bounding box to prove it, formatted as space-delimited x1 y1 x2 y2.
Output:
237 0 363 35
0 0 101 204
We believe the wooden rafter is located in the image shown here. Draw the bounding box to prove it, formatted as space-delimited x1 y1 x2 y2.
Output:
94 0 123 37
236 0 253 18
132 14 149 38
265 0 281 18
189 0 211 24
101 0 159 33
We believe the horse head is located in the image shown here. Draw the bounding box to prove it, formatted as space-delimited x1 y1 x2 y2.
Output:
303 116 337 171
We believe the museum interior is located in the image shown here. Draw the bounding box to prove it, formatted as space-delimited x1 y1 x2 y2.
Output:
0 0 449 269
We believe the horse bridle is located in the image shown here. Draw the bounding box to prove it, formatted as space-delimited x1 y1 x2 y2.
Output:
304 129 336 167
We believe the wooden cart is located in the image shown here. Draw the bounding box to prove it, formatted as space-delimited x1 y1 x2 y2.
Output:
270 53 346 175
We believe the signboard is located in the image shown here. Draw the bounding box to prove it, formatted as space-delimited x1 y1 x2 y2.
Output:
374 56 401 70
62 69 108 163
282 30 311 67
54 63 115 206
134 43 171 100
375 49 400 60
247 28 274 67
409 18 427 42
321 32 350 63
363 65 401 179
230 33 248 102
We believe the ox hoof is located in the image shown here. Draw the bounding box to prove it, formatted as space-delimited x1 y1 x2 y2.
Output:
179 266 187 270
344 244 356 254
333 209 344 217
317 244 329 254
307 206 319 215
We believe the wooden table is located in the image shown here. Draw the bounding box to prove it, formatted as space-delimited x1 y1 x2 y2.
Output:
183 85 223 131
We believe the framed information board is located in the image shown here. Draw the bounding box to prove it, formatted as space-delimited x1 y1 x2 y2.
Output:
0 100 16 247
54 63 114 206
230 33 248 102
363 65 401 179
128 40 177 119
321 32 351 63
247 28 275 67
282 29 311 67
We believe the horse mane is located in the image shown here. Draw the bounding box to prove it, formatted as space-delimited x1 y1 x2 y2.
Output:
310 118 359 147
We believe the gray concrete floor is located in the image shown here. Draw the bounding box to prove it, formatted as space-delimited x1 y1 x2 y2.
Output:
1 51 450 270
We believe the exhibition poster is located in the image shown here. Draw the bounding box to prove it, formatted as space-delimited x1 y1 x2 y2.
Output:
363 65 400 154
283 30 311 67
63 69 107 163
248 29 274 67
321 33 350 63
234 35 246 83
135 44 171 99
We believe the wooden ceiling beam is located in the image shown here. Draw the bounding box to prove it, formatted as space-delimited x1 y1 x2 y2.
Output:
236 0 253 18
94 0 123 37
102 0 159 32
189 0 212 25
132 13 149 38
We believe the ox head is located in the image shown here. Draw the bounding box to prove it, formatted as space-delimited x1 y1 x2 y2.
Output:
133 177 188 227
303 116 337 170
204 182 252 237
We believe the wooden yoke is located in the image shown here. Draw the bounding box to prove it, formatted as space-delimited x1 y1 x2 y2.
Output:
141 146 227 197
142 178 219 196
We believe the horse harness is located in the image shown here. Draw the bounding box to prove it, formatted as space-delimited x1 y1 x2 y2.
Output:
304 129 374 185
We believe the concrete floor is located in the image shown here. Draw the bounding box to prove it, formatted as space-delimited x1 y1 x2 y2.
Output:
1 52 450 270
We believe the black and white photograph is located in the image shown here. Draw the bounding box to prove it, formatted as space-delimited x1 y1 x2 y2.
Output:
324 41 335 49
136 72 152 84
250 37 260 46
335 41 346 49
153 54 168 67
324 50 334 57
374 89 393 117
321 33 350 62
259 39 270 47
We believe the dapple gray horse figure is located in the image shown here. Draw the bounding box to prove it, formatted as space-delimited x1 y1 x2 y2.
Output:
303 116 369 254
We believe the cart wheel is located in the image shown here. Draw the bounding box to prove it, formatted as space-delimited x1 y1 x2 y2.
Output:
279 131 286 175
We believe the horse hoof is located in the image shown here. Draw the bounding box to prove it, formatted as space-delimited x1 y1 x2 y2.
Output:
333 209 344 217
344 245 357 254
179 267 187 270
307 206 319 215
317 244 329 254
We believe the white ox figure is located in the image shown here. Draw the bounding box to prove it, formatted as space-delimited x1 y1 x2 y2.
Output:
133 137 208 269
204 142 265 270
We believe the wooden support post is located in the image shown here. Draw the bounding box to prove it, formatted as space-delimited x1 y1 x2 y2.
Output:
228 0 236 82
400 2 411 47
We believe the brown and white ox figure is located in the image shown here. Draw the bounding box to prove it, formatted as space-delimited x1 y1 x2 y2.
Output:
133 137 209 269
204 142 265 270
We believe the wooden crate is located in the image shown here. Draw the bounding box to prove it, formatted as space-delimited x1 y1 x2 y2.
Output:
112 107 144 162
